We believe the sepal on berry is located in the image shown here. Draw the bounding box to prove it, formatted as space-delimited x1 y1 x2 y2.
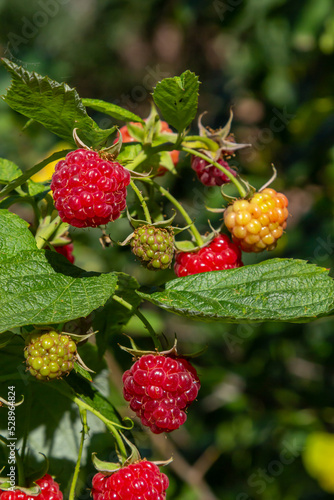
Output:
25 454 49 487
197 109 251 155
0 479 41 496
0 396 24 408
174 227 218 252
220 175 256 203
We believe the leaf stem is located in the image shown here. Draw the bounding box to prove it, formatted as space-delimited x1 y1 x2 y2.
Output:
129 180 152 224
69 409 87 500
181 146 247 198
112 295 162 350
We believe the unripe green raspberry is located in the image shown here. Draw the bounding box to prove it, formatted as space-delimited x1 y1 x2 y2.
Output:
130 226 174 270
24 329 77 381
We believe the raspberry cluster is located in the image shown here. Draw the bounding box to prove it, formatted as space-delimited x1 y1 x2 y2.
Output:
130 226 174 270
123 354 200 434
191 155 237 186
174 234 243 277
0 474 63 500
224 188 289 252
92 461 169 500
51 148 130 228
24 330 77 381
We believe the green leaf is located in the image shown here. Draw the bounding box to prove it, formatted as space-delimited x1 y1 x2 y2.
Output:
152 71 200 132
1 58 115 148
139 259 334 323
0 210 119 333
0 158 22 184
82 98 144 124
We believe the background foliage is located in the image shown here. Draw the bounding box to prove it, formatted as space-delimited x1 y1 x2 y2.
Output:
0 1 334 499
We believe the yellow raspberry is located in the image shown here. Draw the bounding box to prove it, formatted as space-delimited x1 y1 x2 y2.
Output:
224 188 289 252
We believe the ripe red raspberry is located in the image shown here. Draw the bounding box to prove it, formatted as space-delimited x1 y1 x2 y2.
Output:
24 330 77 381
92 461 169 500
224 188 289 252
54 243 75 264
50 148 130 228
191 155 237 187
0 474 63 500
118 120 179 175
174 234 243 277
122 354 200 434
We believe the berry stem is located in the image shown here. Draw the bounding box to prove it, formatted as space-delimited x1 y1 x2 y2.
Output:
69 408 88 500
143 180 204 247
181 146 247 198
112 294 162 350
126 150 148 170
72 396 128 461
35 217 69 249
129 180 152 224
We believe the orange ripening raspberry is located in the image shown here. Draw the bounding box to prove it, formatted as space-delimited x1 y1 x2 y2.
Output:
224 188 289 252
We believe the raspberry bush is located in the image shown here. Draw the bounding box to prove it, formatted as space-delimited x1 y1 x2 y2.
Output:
0 60 333 500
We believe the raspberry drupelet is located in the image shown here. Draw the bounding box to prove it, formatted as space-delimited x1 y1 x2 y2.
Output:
51 149 130 228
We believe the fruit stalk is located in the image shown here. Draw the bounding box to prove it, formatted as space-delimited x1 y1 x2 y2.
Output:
35 216 68 249
112 294 162 350
72 396 128 461
69 409 87 500
129 180 152 224
142 180 204 247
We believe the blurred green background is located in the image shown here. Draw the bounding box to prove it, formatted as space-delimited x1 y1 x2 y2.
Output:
1 0 334 499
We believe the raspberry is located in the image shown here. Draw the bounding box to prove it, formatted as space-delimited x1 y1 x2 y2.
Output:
122 354 200 434
0 474 63 500
130 226 174 270
119 120 179 175
91 461 169 500
191 155 237 187
224 188 289 252
174 234 243 277
50 148 130 228
54 243 75 264
24 330 77 381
